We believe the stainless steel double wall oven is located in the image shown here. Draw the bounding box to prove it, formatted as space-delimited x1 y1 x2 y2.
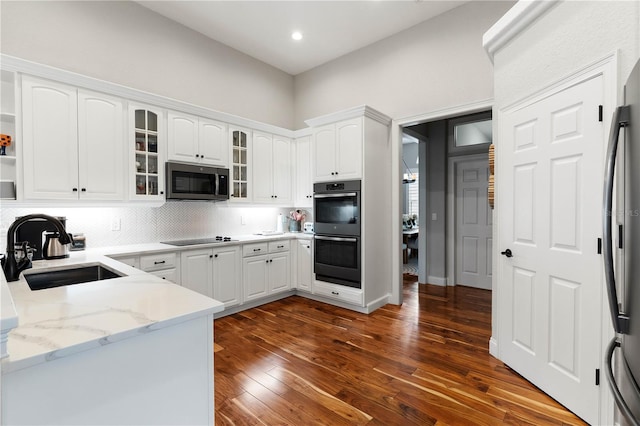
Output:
313 180 361 288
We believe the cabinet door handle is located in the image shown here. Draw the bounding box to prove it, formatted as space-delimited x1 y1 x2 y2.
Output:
209 255 213 259
72 188 78 192
265 259 269 263
81 188 86 192
154 260 166 265
253 248 261 252
331 291 339 295
270 259 273 263
215 254 218 258
277 245 284 248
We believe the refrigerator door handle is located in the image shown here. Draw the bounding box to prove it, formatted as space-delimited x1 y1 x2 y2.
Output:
603 105 631 334
605 337 640 426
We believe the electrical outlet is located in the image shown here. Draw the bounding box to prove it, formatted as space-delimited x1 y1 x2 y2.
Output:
432 213 437 221
240 215 246 225
111 217 121 231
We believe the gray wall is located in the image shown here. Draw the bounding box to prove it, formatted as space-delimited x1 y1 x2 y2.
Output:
494 1 640 108
0 1 514 130
423 121 447 284
294 1 514 128
0 1 295 129
405 120 447 285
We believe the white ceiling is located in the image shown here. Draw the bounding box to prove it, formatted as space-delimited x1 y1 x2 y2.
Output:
136 1 470 75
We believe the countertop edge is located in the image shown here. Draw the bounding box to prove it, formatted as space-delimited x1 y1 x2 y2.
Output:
1 302 222 375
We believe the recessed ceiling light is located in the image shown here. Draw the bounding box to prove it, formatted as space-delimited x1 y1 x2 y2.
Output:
291 31 303 41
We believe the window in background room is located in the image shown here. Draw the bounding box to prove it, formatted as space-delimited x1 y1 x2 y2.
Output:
407 173 419 217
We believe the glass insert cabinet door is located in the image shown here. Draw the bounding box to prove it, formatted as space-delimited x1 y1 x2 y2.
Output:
231 128 249 201
132 107 163 198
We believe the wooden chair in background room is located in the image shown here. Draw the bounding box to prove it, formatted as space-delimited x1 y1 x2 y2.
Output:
407 235 418 258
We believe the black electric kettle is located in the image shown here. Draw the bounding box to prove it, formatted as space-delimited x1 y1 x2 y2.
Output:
43 231 72 259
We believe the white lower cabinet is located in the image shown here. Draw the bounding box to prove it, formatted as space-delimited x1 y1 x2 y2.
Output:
181 246 241 308
212 246 241 308
313 280 363 306
181 249 213 297
140 252 179 284
110 252 179 284
242 241 290 302
296 239 312 292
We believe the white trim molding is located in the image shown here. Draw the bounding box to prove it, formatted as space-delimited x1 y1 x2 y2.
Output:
389 100 494 306
304 105 392 128
482 0 560 62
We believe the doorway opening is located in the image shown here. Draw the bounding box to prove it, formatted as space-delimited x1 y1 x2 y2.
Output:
398 109 492 292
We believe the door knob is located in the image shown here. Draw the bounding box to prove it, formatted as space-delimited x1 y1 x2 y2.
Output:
501 249 513 258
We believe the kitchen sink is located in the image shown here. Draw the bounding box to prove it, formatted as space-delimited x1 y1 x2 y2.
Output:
24 264 125 291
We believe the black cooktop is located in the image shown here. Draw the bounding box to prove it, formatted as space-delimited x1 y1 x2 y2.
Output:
161 236 238 246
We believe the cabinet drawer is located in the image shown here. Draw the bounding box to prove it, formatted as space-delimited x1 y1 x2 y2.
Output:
268 240 290 253
140 252 177 271
112 255 139 269
242 243 268 257
148 268 178 284
313 281 363 306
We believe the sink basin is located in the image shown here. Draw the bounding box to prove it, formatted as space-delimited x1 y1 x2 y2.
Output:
24 264 125 291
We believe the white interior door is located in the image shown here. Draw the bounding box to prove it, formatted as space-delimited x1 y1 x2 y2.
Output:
498 75 604 424
455 158 492 289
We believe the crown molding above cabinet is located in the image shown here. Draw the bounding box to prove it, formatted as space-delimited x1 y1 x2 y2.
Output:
482 1 559 62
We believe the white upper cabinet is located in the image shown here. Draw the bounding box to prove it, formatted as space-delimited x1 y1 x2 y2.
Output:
130 104 165 200
252 131 292 204
335 118 363 179
272 135 292 204
199 118 228 167
168 112 228 167
312 117 362 182
252 131 273 203
229 127 251 202
294 135 313 207
22 76 124 200
78 90 125 200
22 76 78 200
167 112 197 163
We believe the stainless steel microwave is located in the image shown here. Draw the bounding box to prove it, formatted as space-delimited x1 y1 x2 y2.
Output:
165 162 229 201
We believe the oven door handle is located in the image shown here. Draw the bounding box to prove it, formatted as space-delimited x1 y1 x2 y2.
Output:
315 235 358 243
313 192 358 198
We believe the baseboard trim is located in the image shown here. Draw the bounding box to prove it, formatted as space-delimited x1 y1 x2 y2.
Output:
427 276 447 286
489 336 499 358
366 294 391 312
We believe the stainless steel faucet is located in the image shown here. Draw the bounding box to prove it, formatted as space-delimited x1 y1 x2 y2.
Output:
2 214 72 282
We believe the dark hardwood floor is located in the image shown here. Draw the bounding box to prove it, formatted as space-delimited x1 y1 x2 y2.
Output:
214 275 587 425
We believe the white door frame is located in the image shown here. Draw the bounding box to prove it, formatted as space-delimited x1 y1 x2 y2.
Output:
390 99 493 305
446 153 490 288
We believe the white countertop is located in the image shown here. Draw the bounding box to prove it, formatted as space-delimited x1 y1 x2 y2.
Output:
0 232 313 374
0 251 224 374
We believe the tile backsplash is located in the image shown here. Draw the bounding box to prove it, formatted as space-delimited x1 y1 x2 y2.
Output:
0 203 313 249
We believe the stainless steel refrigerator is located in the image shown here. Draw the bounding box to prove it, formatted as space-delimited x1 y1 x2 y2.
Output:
604 58 640 426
